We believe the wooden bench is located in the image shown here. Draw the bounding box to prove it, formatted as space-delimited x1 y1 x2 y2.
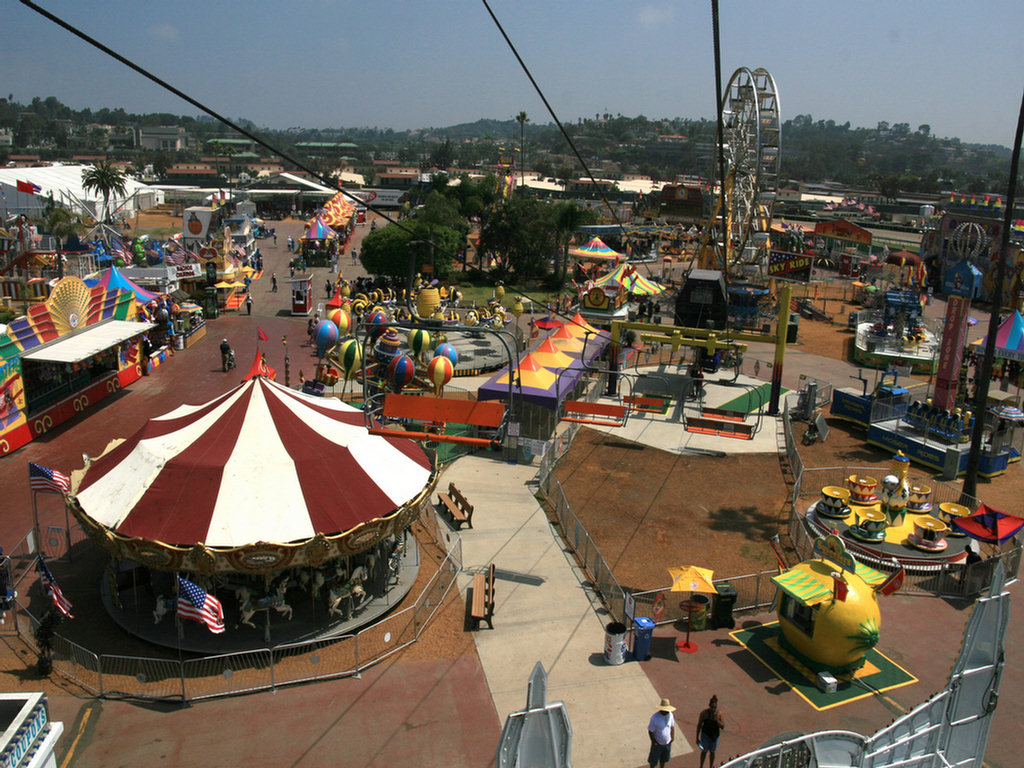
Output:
438 482 474 529
470 563 496 629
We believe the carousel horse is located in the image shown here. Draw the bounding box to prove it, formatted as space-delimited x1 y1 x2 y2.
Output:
327 566 367 619
236 578 293 629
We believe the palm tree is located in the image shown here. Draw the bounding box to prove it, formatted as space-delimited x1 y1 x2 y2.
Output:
553 201 591 285
515 111 529 196
40 205 84 279
81 160 128 225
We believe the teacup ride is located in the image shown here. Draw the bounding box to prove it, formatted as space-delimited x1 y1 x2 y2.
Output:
907 483 933 514
848 474 878 505
849 508 887 542
936 502 971 537
817 486 852 520
907 515 949 552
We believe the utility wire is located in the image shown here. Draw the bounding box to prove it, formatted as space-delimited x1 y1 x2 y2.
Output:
19 0 406 233
481 0 627 238
21 0 608 329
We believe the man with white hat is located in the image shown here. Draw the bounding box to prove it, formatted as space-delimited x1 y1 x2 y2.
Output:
647 697 676 768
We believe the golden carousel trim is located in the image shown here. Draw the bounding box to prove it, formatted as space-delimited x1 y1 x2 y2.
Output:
64 473 439 575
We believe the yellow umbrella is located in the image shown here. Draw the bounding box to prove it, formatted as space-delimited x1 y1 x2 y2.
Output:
667 565 716 594
240 266 256 276
668 565 716 654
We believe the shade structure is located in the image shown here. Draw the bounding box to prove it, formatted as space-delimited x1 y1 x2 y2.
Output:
86 266 160 304
595 264 664 296
668 565 716 594
565 312 600 338
531 337 579 369
477 353 583 409
568 237 624 262
976 311 1024 362
302 215 338 241
990 404 1024 422
320 192 356 229
951 504 1024 544
69 376 433 573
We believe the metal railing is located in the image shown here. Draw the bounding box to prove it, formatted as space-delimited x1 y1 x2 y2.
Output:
14 513 462 703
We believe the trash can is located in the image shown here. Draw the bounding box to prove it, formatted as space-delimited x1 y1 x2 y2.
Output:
712 582 738 629
684 595 710 631
787 312 800 343
603 621 627 665
632 617 655 661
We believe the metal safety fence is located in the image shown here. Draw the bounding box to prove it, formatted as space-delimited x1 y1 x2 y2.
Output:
13 514 462 703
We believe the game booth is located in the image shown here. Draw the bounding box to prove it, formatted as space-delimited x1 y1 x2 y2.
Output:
0 276 155 457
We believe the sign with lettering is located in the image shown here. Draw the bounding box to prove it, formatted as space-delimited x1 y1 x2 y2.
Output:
173 263 202 279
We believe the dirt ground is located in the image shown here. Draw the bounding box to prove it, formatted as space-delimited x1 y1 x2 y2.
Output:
552 301 1023 592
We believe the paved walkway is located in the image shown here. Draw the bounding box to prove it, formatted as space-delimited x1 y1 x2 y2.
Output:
442 455 686 768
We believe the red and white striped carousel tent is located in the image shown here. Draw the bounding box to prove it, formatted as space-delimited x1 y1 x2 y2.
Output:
68 376 435 573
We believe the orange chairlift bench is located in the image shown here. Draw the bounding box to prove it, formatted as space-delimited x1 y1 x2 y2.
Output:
368 393 506 447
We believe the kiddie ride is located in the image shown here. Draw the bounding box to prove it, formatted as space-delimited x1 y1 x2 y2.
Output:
830 368 1013 480
311 288 515 451
804 451 979 572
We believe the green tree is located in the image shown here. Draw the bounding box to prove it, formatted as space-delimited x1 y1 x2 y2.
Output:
556 163 574 191
39 204 84 278
552 201 594 284
81 160 128 224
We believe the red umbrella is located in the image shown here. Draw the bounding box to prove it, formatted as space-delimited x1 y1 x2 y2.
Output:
951 504 1024 544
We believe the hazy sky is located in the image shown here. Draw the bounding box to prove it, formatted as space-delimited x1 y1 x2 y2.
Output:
5 1 1024 147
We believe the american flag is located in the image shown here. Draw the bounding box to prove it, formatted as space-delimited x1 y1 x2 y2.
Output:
109 236 133 264
28 462 70 494
38 555 73 618
177 576 225 634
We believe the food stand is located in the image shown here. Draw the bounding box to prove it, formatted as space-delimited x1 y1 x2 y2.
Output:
175 302 206 348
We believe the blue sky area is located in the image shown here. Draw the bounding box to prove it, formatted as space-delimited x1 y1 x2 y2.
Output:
4 1 1024 147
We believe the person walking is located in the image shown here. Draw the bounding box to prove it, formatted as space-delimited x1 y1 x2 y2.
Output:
647 698 676 768
245 293 253 316
696 695 725 768
271 272 278 292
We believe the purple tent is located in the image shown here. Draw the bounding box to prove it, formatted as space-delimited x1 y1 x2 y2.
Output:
85 266 160 304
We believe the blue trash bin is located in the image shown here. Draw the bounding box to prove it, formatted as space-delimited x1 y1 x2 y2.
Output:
632 616 656 661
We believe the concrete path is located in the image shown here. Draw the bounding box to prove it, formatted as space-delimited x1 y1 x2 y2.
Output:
442 455 690 768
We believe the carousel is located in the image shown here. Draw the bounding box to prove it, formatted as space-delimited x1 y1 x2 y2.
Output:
67 375 436 649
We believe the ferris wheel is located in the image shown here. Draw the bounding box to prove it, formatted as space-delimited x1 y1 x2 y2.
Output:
708 67 781 276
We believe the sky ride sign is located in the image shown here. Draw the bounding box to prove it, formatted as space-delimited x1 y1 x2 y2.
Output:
768 249 812 281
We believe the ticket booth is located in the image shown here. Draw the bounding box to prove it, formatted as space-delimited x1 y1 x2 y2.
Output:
290 275 313 316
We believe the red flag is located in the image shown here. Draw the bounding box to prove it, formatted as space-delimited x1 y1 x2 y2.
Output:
16 180 41 195
257 327 269 341
874 567 905 597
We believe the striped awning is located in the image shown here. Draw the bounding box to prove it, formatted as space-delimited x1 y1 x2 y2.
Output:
772 568 834 607
21 319 156 364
